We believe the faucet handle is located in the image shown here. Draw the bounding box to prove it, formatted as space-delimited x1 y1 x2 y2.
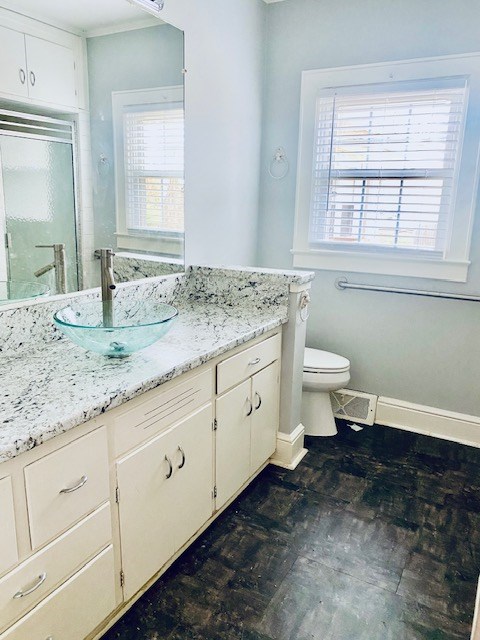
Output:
95 248 116 259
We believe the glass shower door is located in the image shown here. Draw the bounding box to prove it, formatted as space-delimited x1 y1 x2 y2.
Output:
0 134 78 294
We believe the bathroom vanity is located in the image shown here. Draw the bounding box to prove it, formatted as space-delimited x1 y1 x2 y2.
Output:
0 266 313 639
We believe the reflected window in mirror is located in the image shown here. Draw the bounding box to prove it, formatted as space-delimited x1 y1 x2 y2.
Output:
113 87 184 257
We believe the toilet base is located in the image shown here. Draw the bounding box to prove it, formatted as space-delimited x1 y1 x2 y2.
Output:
301 390 337 437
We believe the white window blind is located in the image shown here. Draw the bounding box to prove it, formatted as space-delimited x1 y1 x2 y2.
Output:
123 103 184 234
310 82 467 254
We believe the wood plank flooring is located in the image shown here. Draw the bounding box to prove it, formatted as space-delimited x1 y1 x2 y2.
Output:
102 421 480 639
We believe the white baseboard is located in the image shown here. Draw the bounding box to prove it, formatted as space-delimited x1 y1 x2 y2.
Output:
376 396 480 448
270 423 308 470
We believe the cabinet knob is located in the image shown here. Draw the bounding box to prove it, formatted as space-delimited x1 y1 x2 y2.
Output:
254 392 262 410
246 398 253 417
13 572 47 599
30 70 36 86
165 455 173 479
177 446 186 469
19 68 26 85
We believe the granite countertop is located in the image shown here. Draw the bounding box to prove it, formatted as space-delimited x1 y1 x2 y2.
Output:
0 301 287 464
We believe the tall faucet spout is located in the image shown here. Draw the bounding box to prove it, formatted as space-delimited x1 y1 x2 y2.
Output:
106 266 116 292
98 248 116 327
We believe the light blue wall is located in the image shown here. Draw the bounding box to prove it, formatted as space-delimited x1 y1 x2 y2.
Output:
87 24 184 250
258 0 480 415
155 0 266 267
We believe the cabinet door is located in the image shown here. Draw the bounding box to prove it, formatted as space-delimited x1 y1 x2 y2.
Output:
0 27 28 98
215 379 252 510
25 35 76 107
0 477 18 577
171 405 214 551
116 429 176 601
251 361 280 473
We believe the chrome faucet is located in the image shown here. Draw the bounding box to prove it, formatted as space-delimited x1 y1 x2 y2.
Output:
34 243 67 294
98 248 116 327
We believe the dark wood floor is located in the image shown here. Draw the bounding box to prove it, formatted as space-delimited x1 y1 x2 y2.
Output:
102 421 480 639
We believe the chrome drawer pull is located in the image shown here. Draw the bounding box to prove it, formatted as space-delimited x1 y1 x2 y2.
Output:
254 392 262 410
246 398 253 417
248 357 261 366
59 475 88 494
165 455 173 479
177 446 186 469
13 572 47 599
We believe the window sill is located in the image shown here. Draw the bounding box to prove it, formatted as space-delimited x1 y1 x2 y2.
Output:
116 232 183 257
291 249 470 282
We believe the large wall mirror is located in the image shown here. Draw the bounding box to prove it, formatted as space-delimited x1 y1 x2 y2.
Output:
0 0 184 305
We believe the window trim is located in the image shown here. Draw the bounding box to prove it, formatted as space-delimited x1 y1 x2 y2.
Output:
292 54 480 282
112 85 184 255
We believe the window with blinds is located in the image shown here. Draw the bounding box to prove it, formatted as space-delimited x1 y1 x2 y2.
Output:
123 103 184 235
310 83 467 254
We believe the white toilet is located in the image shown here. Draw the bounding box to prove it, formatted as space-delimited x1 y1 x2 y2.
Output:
302 348 351 437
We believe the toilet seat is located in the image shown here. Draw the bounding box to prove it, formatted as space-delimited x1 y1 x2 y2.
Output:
303 348 350 374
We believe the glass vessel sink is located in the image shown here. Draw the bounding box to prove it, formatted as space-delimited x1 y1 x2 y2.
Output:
54 300 178 357
0 280 50 305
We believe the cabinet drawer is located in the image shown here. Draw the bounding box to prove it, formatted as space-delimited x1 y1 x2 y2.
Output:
217 333 281 395
0 477 18 577
0 504 111 633
24 427 109 550
0 545 117 640
113 369 212 457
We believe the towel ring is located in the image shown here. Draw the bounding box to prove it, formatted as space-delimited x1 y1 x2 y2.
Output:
268 147 289 180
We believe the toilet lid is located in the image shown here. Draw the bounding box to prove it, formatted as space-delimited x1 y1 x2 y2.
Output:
304 348 350 373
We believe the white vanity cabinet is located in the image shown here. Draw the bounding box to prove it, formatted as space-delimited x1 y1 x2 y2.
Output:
0 22 78 108
116 403 214 601
0 476 18 576
0 329 282 639
215 334 281 509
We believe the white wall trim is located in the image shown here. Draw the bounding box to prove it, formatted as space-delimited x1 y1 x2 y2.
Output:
376 396 480 448
270 424 308 470
471 577 480 640
292 249 470 283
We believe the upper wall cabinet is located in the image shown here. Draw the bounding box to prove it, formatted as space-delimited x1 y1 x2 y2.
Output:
0 26 29 99
0 24 78 109
24 35 76 107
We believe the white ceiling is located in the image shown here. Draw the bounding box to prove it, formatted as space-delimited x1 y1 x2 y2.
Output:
0 0 161 35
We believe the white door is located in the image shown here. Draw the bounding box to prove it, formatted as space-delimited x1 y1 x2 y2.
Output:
251 361 280 473
215 379 252 510
25 35 76 107
0 27 28 99
171 405 214 551
116 428 176 601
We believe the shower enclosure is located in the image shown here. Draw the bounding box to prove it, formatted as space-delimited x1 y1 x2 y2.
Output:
0 111 79 294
